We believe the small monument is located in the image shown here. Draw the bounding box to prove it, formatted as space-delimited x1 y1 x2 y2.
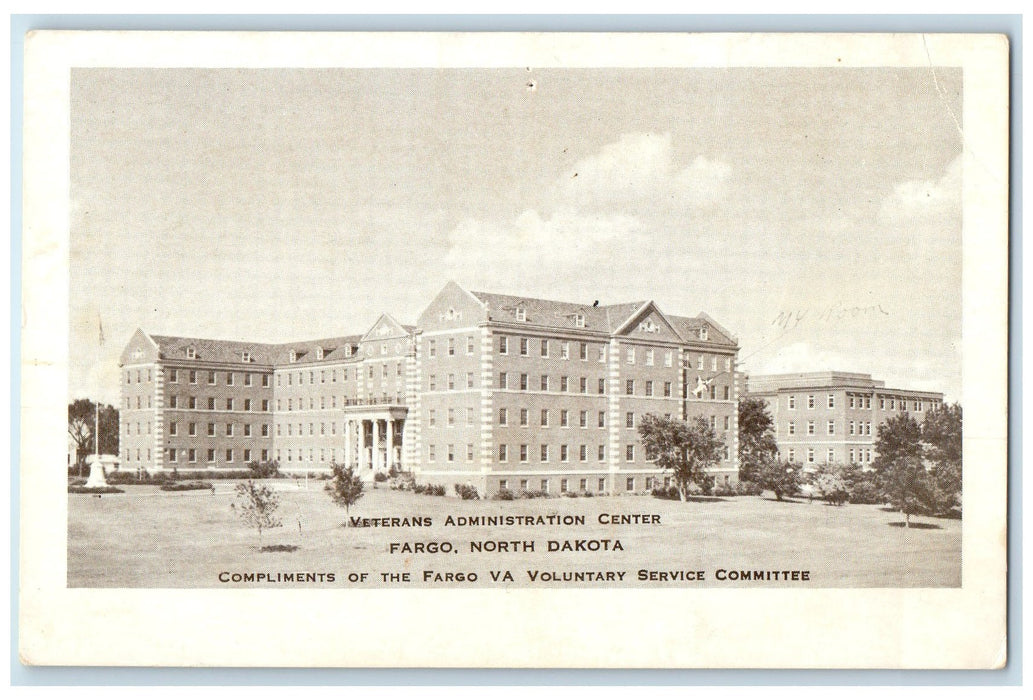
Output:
84 454 118 488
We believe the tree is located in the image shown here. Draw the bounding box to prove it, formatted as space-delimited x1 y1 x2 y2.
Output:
754 456 801 501
326 462 364 514
874 414 933 527
638 414 723 501
68 399 119 474
923 403 963 516
737 397 778 483
810 463 848 506
230 480 283 546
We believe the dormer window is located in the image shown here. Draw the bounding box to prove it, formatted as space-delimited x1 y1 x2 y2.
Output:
186 346 196 359
289 350 297 363
516 307 526 322
315 347 324 360
241 351 252 363
575 312 586 328
345 346 353 358
699 326 709 341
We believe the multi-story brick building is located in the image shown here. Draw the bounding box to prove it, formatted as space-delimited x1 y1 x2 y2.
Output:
744 371 944 467
118 281 740 495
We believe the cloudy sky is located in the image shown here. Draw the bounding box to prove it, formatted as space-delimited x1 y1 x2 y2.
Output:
70 67 963 405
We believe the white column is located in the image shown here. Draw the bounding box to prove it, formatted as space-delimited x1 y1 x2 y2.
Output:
386 418 394 470
372 419 381 472
358 419 367 471
344 419 352 468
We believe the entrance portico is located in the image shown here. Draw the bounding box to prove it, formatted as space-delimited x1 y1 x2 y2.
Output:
341 405 407 479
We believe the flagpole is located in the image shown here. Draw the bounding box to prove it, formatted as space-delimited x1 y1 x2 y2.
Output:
95 401 100 459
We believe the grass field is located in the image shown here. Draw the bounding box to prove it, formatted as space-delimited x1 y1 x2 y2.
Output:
67 483 961 588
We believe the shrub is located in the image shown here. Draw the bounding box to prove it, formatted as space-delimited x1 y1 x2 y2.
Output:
69 485 124 494
581 490 594 498
106 470 169 485
412 483 446 496
519 489 548 499
454 483 480 500
160 481 214 492
714 483 737 497
493 488 516 501
735 480 764 496
651 486 680 500
247 460 281 479
562 490 580 498
373 471 389 483
68 477 87 487
326 462 364 514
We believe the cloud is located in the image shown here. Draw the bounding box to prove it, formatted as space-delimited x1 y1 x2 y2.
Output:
555 132 732 214
879 155 962 224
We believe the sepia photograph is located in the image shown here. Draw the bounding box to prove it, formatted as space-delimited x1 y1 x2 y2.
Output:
20 31 1008 668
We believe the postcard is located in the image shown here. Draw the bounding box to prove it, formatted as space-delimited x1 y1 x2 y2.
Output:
20 31 1008 668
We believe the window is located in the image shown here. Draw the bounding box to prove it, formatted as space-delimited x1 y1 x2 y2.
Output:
645 380 653 397
849 421 855 435
447 409 455 427
849 449 855 463
807 395 815 409
429 410 436 427
498 372 508 389
498 408 508 426
664 350 673 367
467 336 474 354
626 477 635 491
711 357 718 372
188 449 196 463
580 342 588 361
579 445 587 462
447 445 455 462
186 346 196 360
597 346 606 363
579 377 588 394
540 444 549 462
520 409 529 427
598 378 606 394
226 449 234 463
807 448 815 463
467 372 474 389
226 423 234 436
579 410 588 428
207 449 216 463
428 339 436 357
849 395 856 409
697 355 704 371
261 400 269 412
516 307 526 322
788 395 796 409
188 422 196 436
807 421 815 435
169 395 178 408
725 358 732 372
169 421 177 436
226 372 235 386
626 379 634 395
541 479 550 493
561 342 570 360
468 407 476 427
519 373 528 391
519 444 528 462
560 410 569 427
448 338 455 356
207 397 215 410
467 444 474 462
827 448 835 463
626 412 634 428
724 415 731 431
560 376 568 392
540 339 549 357
788 421 795 435
262 374 269 388
208 371 216 385
261 424 269 437
499 336 508 354
865 422 872 435
880 397 886 410
520 479 529 491
828 394 835 408
447 373 455 390
429 445 436 462
169 369 178 383
787 449 795 462
598 411 606 428
189 370 197 384
598 445 606 461
626 347 635 364
575 313 586 328
168 449 177 463
188 396 197 409
207 423 216 437
724 386 730 400
226 398 234 410
541 409 549 427
520 337 528 356
626 444 635 461
560 476 569 491
827 420 835 435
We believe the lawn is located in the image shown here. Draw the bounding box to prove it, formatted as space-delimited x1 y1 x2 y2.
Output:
67 483 961 588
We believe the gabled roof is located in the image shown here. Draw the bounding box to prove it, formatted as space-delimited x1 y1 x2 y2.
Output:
668 313 738 347
470 290 610 332
149 334 280 365
600 302 650 333
268 335 365 365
